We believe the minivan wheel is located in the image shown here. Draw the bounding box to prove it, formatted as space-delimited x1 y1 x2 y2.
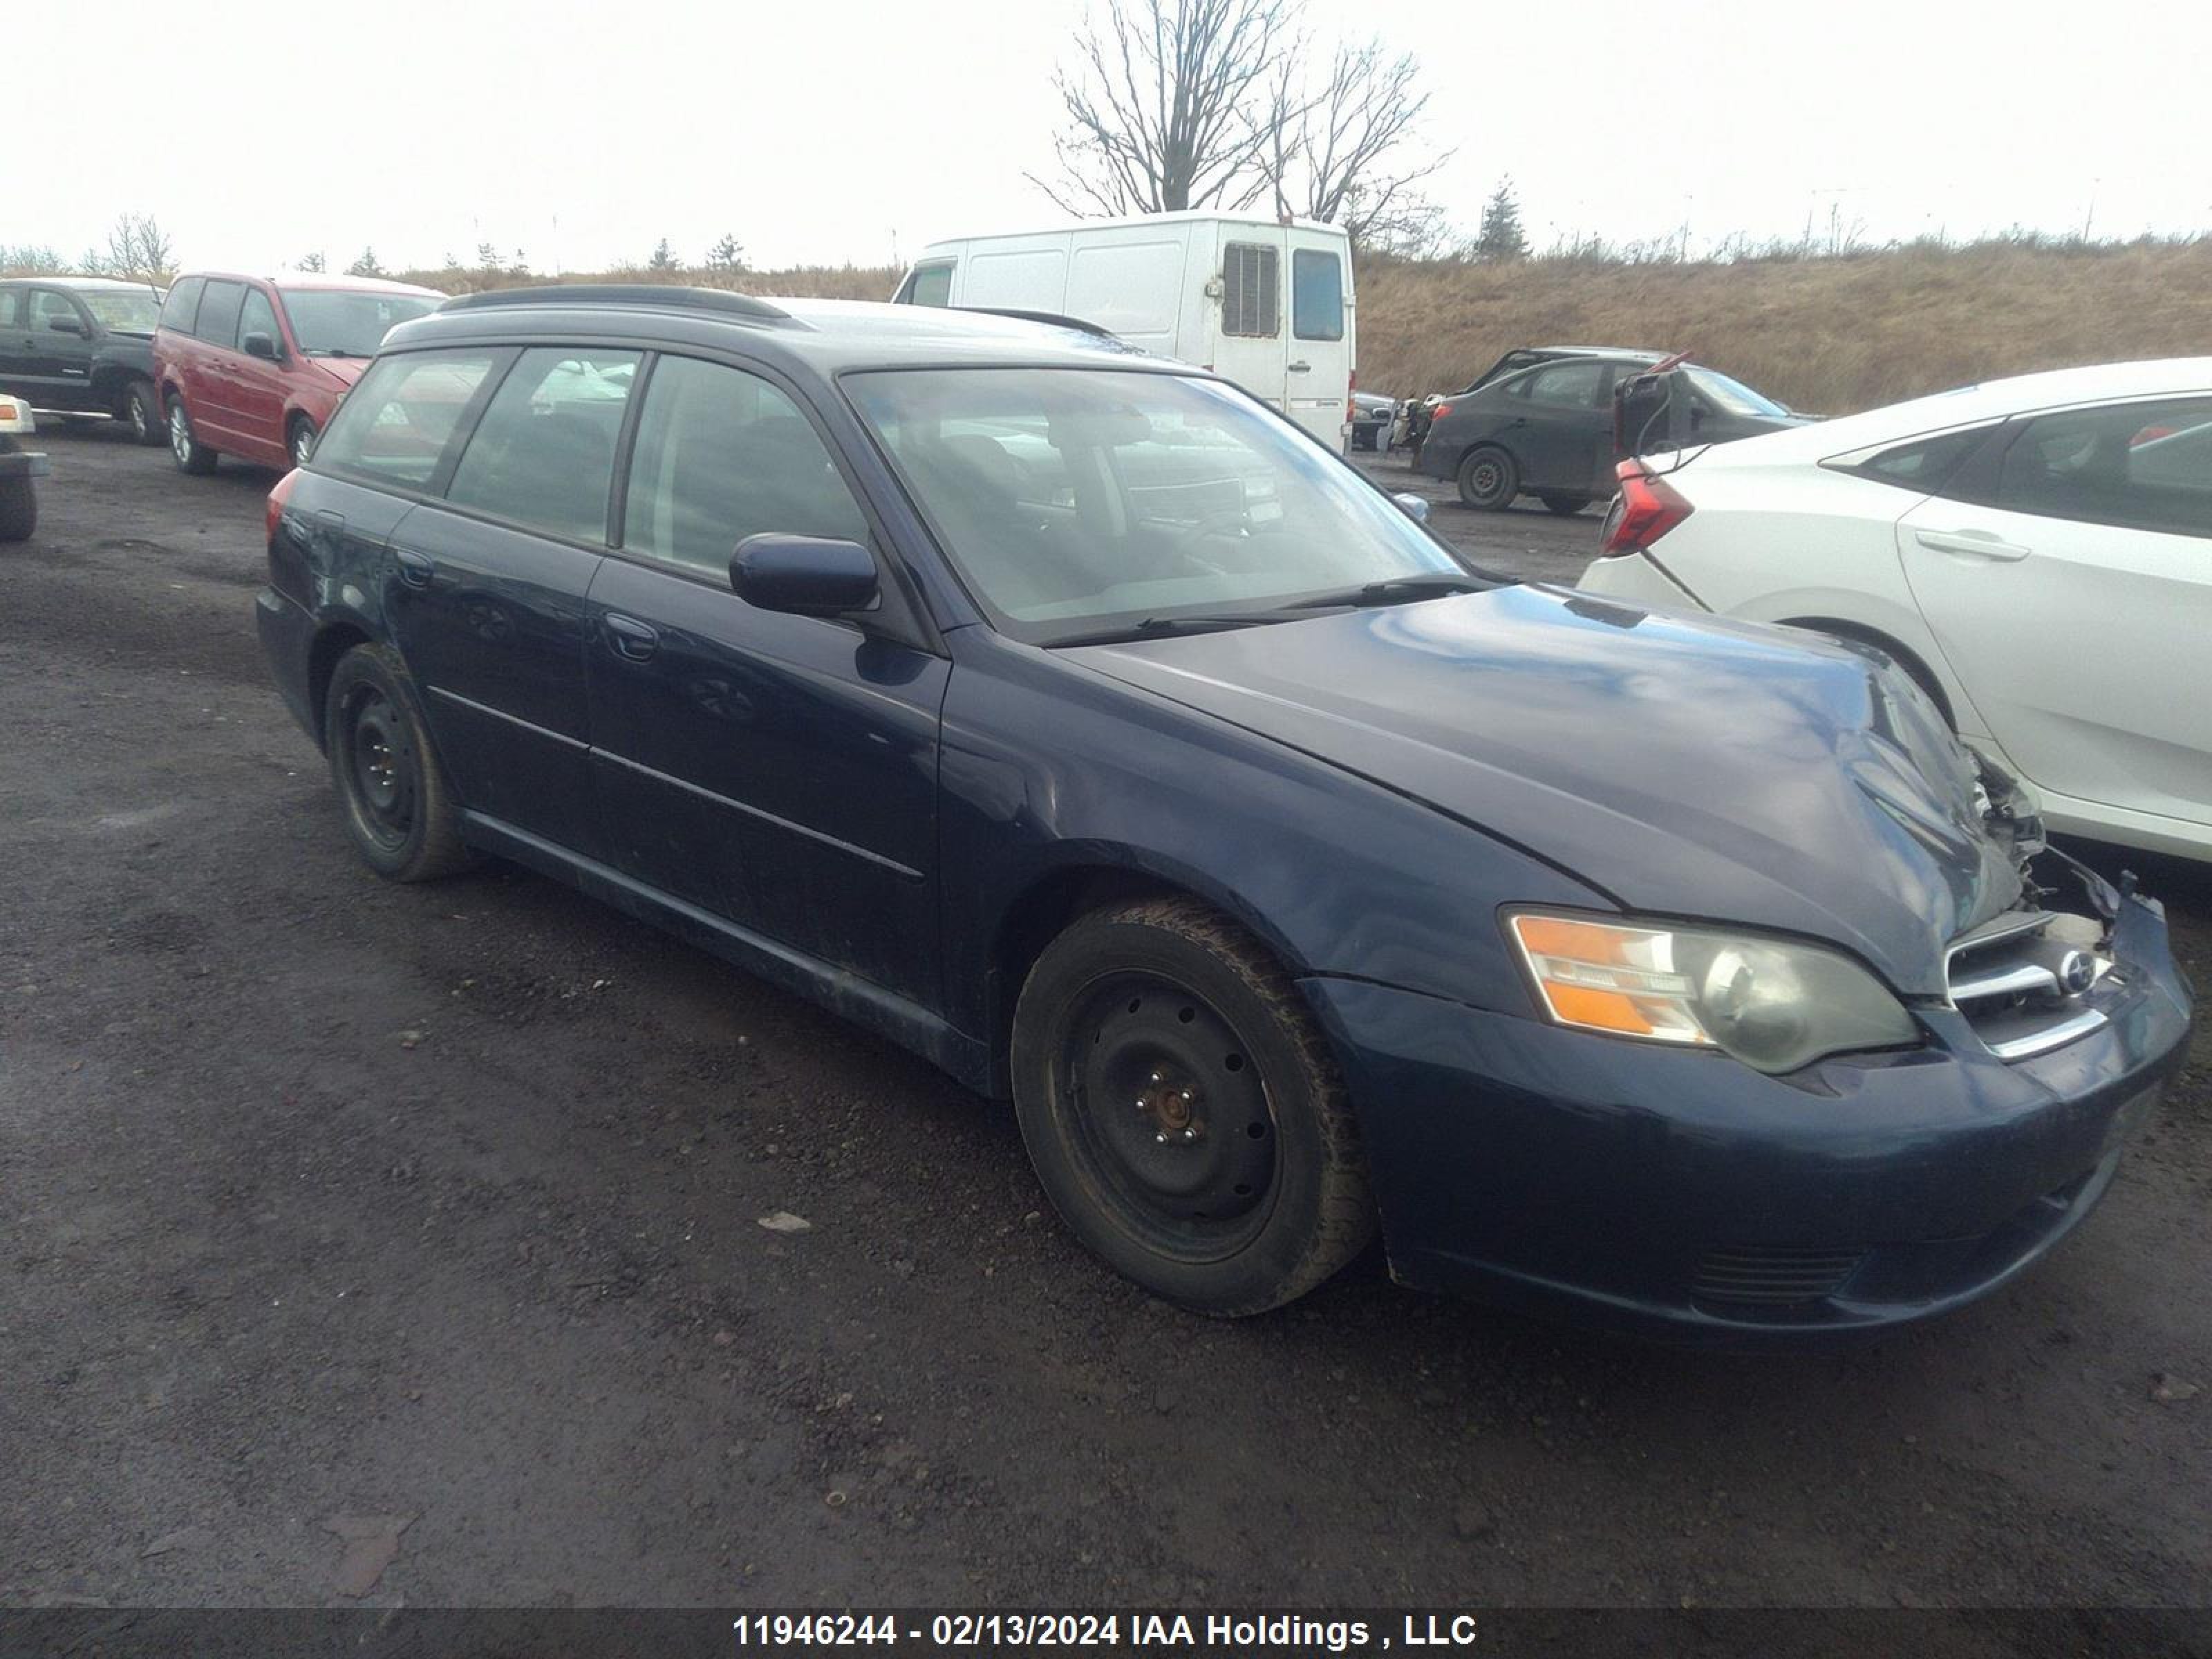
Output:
1456 444 1518 510
288 418 318 467
167 396 217 475
124 381 166 446
1010 896 1374 1316
323 644 477 882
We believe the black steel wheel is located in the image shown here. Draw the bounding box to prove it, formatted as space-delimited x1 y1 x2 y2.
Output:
1011 896 1374 1315
1456 444 1518 510
322 644 476 881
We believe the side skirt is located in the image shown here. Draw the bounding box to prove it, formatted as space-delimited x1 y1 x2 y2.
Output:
459 811 992 1094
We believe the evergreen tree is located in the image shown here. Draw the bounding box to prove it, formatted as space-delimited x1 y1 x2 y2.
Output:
346 247 386 278
1475 178 1528 261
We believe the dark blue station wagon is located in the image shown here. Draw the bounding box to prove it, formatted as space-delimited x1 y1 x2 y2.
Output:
256 288 2192 1337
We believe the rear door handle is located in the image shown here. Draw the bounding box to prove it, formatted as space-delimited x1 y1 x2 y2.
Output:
603 613 660 662
393 547 434 588
1914 528 2030 562
1287 360 1311 373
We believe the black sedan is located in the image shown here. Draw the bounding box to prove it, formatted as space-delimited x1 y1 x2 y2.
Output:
259 291 2188 1338
1418 350 1806 513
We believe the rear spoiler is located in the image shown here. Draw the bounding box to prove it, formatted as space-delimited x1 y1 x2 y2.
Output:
951 306 1127 344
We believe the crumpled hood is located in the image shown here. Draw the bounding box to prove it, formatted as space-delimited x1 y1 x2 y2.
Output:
1067 585 2023 996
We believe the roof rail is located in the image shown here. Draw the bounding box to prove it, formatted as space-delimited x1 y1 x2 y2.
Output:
952 306 1120 341
438 284 790 321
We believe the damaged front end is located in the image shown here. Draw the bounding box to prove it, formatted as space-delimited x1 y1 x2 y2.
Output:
1945 744 2180 1063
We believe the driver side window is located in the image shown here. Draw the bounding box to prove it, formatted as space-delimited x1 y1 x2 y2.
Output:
621 355 869 577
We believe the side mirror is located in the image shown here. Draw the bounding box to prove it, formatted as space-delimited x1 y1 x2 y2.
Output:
1389 491 1430 524
241 331 282 362
48 315 88 336
729 534 879 617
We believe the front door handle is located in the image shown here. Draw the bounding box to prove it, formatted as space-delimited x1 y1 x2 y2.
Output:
1287 360 1311 373
603 613 660 662
393 548 434 588
1915 528 2030 562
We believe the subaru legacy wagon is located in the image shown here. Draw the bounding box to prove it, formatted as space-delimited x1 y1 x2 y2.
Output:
255 288 2191 1338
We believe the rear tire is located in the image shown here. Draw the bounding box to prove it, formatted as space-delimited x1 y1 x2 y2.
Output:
1010 895 1374 1315
1455 444 1518 510
167 395 217 475
122 380 166 446
323 644 478 882
1541 493 1589 516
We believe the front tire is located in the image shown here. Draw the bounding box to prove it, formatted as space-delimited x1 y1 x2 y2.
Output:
323 644 477 882
288 417 319 468
167 395 217 475
1455 444 1519 510
123 380 166 446
1010 896 1374 1315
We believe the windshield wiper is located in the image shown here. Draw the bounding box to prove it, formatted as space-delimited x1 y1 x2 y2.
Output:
1285 573 1488 609
1047 612 1295 648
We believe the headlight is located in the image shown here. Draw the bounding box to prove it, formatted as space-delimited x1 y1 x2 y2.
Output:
1504 911 1919 1074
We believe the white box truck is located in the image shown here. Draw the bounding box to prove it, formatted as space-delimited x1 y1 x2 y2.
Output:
891 211 1356 450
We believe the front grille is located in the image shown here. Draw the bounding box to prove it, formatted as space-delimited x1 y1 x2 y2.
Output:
1947 910 2110 1062
1692 1246 1864 1307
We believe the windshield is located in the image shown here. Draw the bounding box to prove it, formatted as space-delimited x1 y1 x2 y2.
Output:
846 368 1472 644
1686 366 1788 418
82 290 163 332
277 288 439 357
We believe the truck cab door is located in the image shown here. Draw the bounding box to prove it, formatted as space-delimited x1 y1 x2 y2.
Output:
28 289 98 410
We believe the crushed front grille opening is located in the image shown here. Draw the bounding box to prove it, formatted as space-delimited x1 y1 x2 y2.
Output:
1946 909 2110 1062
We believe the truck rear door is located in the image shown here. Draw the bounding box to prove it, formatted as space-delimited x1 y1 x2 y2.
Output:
1284 232 1352 450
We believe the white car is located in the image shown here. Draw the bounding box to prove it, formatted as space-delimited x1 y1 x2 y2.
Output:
1579 358 2212 861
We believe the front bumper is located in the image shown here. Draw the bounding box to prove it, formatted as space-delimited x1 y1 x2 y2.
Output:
1302 892 2192 1342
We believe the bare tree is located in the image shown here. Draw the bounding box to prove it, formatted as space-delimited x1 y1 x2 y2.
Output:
0 245 70 276
1031 0 1297 216
98 214 176 283
1257 39 1448 247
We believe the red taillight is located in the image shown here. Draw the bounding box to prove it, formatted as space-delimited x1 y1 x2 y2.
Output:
1430 402 1452 421
1346 366 1358 425
1599 459 1692 557
266 468 300 545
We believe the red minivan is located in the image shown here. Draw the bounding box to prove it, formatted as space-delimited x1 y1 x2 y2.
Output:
153 272 442 474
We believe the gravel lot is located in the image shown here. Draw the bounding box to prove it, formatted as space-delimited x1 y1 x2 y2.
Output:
2 424 2207 1613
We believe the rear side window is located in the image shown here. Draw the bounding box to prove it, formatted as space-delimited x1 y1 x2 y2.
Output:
445 348 642 543
1994 397 2212 540
1847 427 1992 492
160 275 204 334
1221 243 1279 337
622 355 868 575
1291 250 1344 341
899 262 953 307
1517 361 1607 409
196 281 247 347
313 350 500 490
0 288 21 329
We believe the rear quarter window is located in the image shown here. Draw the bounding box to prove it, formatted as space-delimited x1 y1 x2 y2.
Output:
195 281 247 347
312 350 502 491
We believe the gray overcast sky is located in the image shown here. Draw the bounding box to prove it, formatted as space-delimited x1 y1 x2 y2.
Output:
23 0 2211 276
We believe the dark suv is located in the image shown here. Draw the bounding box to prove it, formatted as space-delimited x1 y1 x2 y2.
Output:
0 276 169 444
258 287 2188 1335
